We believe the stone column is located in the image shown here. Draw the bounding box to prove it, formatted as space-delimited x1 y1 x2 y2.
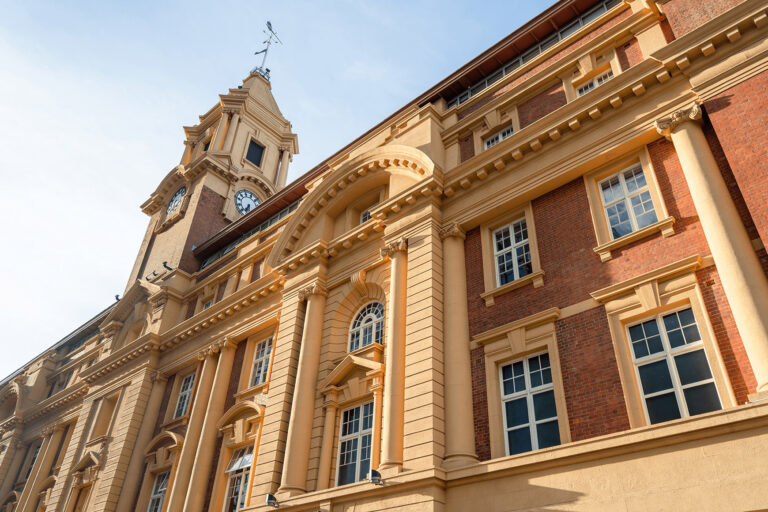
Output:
222 112 240 153
18 426 63 512
184 338 238 512
182 140 196 165
315 389 339 491
212 111 231 151
440 223 479 469
277 147 291 188
0 434 22 497
380 238 408 471
656 102 768 394
115 367 168 512
279 282 328 496
165 350 218 512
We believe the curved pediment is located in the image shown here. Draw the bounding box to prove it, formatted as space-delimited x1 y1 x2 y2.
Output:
217 400 261 429
144 430 184 455
268 145 439 270
141 165 187 216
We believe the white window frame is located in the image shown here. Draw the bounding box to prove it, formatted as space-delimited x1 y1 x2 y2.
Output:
598 164 658 240
627 307 722 425
146 471 169 512
348 302 384 352
484 126 514 150
249 337 273 388
576 69 614 96
173 373 195 419
492 217 532 287
335 401 374 486
223 446 253 512
499 351 561 456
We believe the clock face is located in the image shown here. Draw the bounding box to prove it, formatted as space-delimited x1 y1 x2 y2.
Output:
166 186 187 215
235 189 259 215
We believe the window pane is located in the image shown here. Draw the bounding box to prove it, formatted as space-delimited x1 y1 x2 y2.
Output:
536 420 561 449
646 392 681 424
358 433 372 481
507 427 533 455
533 390 557 420
683 383 722 416
607 202 633 238
638 360 674 394
674 349 713 385
246 140 264 167
505 397 529 428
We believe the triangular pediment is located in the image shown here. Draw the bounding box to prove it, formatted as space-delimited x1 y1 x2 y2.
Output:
268 145 439 271
102 280 159 328
320 354 383 390
73 451 100 472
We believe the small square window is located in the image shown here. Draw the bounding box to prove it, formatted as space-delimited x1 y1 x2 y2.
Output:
246 140 264 167
599 165 658 239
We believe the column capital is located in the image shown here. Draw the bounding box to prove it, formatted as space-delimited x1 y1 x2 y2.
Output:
183 139 196 147
439 222 466 240
222 107 238 116
216 337 238 352
380 237 408 259
298 282 328 301
655 102 702 139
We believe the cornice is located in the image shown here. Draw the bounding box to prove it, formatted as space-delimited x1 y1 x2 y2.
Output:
439 1 768 204
591 254 703 302
22 381 89 422
157 274 285 351
79 334 160 384
442 5 651 138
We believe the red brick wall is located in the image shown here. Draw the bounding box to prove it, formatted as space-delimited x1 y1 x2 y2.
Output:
556 307 630 441
517 83 567 129
660 18 676 43
615 38 643 71
224 342 247 412
661 0 745 38
459 134 475 163
459 8 632 120
466 135 760 451
696 266 755 404
470 346 491 461
178 185 230 273
152 375 175 437
704 69 768 245
465 138 714 338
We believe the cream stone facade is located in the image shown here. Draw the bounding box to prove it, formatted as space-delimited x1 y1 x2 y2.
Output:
4 0 768 511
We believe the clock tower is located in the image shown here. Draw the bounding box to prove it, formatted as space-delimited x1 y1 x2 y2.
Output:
125 70 298 287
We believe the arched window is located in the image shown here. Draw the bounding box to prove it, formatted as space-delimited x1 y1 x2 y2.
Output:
348 302 384 352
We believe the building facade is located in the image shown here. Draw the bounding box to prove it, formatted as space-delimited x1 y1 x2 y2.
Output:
3 0 768 510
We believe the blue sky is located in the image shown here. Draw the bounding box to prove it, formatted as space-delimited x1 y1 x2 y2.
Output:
0 1 554 378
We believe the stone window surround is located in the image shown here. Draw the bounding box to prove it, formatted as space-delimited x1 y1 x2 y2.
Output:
479 202 544 306
583 146 675 262
241 131 268 171
161 366 199 428
473 307 571 460
590 255 736 428
335 400 375 487
235 325 279 400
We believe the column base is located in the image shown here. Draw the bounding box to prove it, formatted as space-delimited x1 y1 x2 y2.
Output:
276 486 306 500
377 463 402 478
442 453 479 470
748 390 768 403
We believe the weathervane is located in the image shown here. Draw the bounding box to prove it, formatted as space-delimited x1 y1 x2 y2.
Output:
252 21 282 80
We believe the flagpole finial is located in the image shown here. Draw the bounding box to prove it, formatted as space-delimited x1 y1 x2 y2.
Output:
252 21 283 80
